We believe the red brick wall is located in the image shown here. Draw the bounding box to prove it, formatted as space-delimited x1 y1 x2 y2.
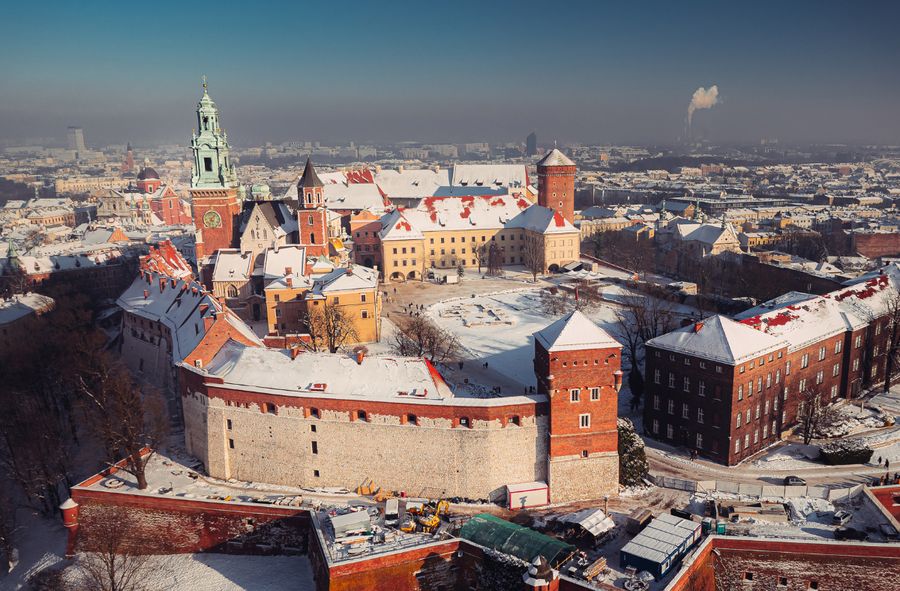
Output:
298 204 329 258
851 231 900 258
668 537 900 591
70 488 309 555
537 164 576 224
191 187 240 259
535 342 620 458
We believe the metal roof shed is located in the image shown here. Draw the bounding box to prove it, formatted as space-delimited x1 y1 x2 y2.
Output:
620 514 701 579
506 481 549 510
329 510 372 538
459 513 576 567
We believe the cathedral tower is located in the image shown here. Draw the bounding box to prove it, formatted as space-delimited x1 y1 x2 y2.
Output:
296 158 329 258
537 149 576 225
189 78 241 261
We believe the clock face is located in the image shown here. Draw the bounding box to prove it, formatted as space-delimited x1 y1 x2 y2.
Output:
203 210 222 228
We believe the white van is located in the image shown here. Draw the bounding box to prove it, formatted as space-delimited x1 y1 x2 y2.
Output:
384 498 400 526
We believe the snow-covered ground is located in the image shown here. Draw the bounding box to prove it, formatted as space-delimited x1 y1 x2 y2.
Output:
428 288 622 389
66 553 315 591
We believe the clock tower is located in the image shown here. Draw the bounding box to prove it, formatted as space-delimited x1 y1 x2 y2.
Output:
190 77 241 261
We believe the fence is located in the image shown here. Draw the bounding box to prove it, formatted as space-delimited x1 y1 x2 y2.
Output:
647 474 865 502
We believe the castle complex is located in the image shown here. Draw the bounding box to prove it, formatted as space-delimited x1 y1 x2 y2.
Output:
180 310 622 503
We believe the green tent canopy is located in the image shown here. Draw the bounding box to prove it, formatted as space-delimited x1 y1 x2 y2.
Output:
459 513 576 567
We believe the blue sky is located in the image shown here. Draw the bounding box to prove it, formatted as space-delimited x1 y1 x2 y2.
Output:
1 0 898 145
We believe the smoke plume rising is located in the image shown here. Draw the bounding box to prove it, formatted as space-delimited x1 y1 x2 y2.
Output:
687 85 719 126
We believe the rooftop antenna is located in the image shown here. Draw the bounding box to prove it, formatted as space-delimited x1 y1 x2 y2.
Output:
201 75 208 92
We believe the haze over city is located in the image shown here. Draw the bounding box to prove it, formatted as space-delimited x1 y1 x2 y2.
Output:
3 2 900 591
2 0 900 146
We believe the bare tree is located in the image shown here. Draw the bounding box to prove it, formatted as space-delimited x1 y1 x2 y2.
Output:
76 357 168 490
392 315 461 363
796 384 837 445
302 300 359 353
572 279 602 310
486 242 503 277
72 507 161 591
539 287 571 316
474 243 487 274
613 294 677 405
882 289 900 393
522 236 545 282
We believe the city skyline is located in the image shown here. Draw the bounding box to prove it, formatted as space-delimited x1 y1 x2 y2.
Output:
1 0 900 147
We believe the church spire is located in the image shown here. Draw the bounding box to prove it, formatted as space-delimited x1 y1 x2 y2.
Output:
190 77 238 189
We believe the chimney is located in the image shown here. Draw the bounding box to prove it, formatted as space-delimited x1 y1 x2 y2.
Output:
694 321 704 333
143 289 150 299
159 278 165 293
356 349 365 365
290 346 302 360
285 266 292 276
286 277 293 287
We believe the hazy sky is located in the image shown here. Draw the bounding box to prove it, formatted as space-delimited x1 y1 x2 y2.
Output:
1 0 899 146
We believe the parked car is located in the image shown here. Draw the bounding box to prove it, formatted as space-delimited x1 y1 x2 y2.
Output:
834 526 867 541
783 475 806 486
832 510 852 525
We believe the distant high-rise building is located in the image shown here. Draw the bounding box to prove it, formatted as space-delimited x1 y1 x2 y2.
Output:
526 131 537 156
67 126 86 153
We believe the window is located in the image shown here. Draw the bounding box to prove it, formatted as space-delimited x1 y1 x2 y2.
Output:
228 438 235 449
509 415 520 426
226 285 238 298
775 369 781 384
696 433 704 449
362 310 369 319
654 369 660 384
683 376 690 392
763 424 769 438
699 361 706 369
579 413 591 428
311 441 318 454
786 360 791 375
815 370 824 385
716 365 723 374
818 346 826 361
757 377 762 393
653 395 660 410
406 414 417 425
735 439 741 453
755 404 760 419
853 357 859 371
697 408 704 424
876 323 882 335
226 419 232 430
652 419 659 434
833 363 840 377
855 335 862 348
684 357 691 366
835 340 842 354
667 424 674 439
590 387 600 401
310 424 316 433
570 389 580 402
682 403 689 419
698 380 706 396
459 417 470 427
736 412 742 428
203 156 213 172
745 433 749 448
667 399 675 415
766 373 772 388
738 385 743 400
831 384 838 398
357 410 367 421
799 378 807 392
266 403 277 415
310 407 320 419
668 372 675 388
740 365 746 374
801 353 809 368
313 470 320 477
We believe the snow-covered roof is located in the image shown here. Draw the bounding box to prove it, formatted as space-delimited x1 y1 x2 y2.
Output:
323 183 386 212
310 265 378 296
533 310 621 352
451 164 528 189
212 249 254 283
0 292 54 325
647 315 786 365
536 149 575 167
378 196 576 240
117 272 219 362
262 245 306 281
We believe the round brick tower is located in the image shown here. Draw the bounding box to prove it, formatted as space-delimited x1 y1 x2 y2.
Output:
536 148 576 225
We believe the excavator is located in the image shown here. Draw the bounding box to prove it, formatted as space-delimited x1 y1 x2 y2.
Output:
400 500 449 534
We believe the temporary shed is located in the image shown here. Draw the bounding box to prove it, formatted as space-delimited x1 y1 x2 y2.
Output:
459 513 576 567
329 510 372 538
561 508 616 539
620 513 701 579
506 481 549 510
